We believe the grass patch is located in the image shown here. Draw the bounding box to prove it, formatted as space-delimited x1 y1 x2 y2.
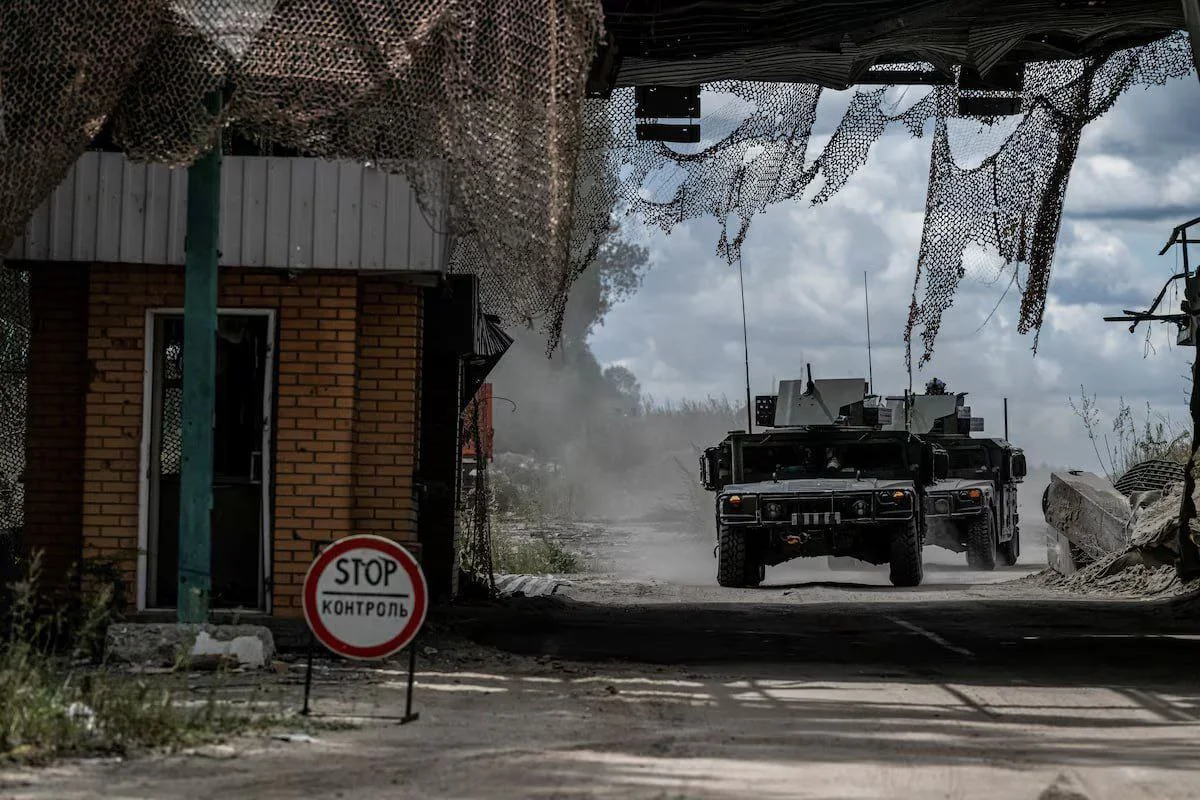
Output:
491 527 583 575
1 554 269 764
1071 390 1189 481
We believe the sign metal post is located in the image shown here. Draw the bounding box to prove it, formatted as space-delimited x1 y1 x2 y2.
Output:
300 535 428 723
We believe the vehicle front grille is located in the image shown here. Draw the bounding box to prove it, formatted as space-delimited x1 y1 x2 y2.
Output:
766 497 834 517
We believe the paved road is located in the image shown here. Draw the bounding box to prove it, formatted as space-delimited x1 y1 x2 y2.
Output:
8 521 1200 799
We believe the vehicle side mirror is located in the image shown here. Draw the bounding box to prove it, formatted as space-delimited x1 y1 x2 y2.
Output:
1011 452 1027 481
919 446 948 483
700 448 721 491
933 448 949 480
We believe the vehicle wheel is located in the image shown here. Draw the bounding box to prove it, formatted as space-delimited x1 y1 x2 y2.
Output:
717 526 749 588
888 518 924 587
999 527 1020 567
966 515 997 571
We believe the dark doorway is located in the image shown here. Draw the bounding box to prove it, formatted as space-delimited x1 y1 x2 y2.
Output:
146 312 272 610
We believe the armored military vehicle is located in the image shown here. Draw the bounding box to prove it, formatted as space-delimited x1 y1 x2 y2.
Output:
882 389 1027 569
699 374 949 588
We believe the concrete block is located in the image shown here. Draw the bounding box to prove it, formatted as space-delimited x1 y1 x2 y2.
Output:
1044 471 1131 561
105 623 275 669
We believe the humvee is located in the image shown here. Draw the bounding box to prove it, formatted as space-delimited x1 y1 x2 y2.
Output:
699 376 949 588
882 391 1027 569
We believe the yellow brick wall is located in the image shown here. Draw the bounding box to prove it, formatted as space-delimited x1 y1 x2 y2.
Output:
82 265 423 617
353 279 422 541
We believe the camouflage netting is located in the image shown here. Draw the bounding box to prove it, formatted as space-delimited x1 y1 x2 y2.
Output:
0 2 1194 358
570 33 1196 365
0 0 606 333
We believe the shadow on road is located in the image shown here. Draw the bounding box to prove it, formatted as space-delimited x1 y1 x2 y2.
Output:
442 592 1200 693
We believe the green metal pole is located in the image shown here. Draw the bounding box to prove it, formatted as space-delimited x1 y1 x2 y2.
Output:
178 93 223 623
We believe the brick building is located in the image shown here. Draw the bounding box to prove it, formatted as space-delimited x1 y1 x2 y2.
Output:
8 150 508 618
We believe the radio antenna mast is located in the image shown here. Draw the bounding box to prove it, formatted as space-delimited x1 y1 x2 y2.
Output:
864 271 874 394
738 255 753 432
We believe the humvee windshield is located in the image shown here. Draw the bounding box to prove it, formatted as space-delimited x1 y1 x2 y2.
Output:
946 444 994 477
741 439 912 482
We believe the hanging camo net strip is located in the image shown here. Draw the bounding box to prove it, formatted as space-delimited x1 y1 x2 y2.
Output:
582 82 825 268
904 32 1195 366
0 269 28 541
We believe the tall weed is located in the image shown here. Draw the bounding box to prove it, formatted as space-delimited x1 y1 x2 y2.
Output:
1 552 261 763
1070 388 1190 482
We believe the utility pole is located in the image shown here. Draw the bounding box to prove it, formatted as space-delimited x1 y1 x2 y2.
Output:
178 91 223 624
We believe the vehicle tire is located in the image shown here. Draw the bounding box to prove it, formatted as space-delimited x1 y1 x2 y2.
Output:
717 526 749 588
966 514 997 571
888 518 924 587
999 527 1020 567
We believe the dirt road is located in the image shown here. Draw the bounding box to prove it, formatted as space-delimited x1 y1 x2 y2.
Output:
5 523 1200 799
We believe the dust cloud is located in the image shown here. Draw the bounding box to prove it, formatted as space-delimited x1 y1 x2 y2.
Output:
1019 468 1055 568
487 322 741 582
486 234 740 582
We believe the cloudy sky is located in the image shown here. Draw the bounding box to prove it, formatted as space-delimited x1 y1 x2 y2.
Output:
589 77 1200 472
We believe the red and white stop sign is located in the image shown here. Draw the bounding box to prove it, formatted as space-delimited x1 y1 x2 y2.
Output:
302 535 428 660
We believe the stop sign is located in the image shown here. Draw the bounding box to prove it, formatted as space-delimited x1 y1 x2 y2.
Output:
302 535 428 660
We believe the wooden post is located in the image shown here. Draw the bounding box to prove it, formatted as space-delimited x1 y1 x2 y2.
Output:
1178 230 1200 582
178 92 223 624
1180 270 1200 582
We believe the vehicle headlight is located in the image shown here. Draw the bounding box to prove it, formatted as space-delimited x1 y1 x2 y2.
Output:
957 489 983 504
764 502 785 521
852 499 868 517
721 494 757 515
932 498 951 514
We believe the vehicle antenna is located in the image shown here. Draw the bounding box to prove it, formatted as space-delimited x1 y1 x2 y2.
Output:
864 271 874 394
905 342 914 434
1004 397 1009 441
738 255 753 433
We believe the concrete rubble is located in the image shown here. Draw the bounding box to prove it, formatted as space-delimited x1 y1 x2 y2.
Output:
1041 465 1200 597
105 623 275 669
